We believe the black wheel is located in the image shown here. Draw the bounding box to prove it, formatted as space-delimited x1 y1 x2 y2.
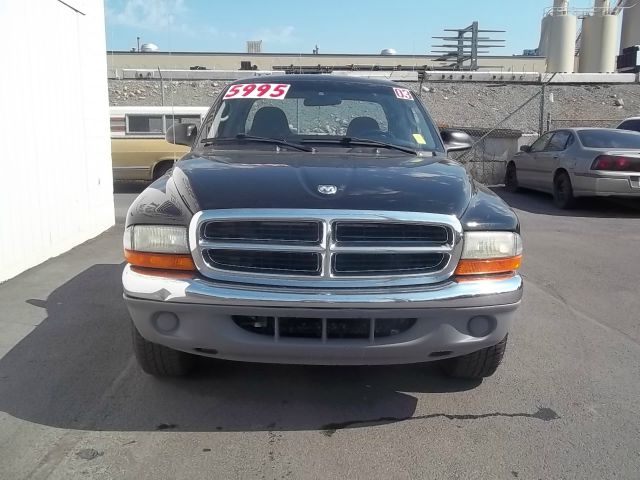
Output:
553 171 576 209
153 161 174 181
443 335 508 379
132 323 195 377
504 163 519 192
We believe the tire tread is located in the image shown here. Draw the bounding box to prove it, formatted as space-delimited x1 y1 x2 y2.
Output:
504 163 519 193
444 335 508 379
132 324 195 377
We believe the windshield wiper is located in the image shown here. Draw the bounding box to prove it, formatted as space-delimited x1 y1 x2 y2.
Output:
300 137 418 155
200 134 314 152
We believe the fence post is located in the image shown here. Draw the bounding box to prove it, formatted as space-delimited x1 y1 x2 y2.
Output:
157 67 164 106
546 112 551 132
538 83 546 134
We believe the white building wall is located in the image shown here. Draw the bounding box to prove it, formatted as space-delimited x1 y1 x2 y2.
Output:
0 0 114 283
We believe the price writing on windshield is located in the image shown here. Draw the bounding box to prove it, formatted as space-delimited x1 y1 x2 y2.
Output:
224 83 291 99
393 87 414 100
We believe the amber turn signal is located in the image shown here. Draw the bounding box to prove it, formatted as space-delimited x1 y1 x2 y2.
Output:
454 255 522 276
124 249 196 271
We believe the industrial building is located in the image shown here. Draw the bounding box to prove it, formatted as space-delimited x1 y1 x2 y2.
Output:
106 0 640 77
106 51 547 75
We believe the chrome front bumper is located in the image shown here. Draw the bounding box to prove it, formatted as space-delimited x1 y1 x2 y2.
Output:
123 265 522 309
122 265 522 365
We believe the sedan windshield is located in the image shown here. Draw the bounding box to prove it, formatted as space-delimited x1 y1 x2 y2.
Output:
578 129 640 149
198 79 444 153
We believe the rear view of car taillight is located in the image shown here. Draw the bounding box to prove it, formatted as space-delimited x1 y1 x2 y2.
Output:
591 155 640 172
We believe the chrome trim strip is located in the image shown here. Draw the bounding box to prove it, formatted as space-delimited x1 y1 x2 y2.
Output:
330 245 452 253
322 220 333 279
189 209 463 288
122 265 522 309
200 240 326 253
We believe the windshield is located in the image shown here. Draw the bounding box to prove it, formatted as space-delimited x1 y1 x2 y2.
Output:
198 80 444 153
618 119 640 132
578 129 640 149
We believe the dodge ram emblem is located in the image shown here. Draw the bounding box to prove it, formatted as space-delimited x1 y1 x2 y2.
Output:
317 185 338 195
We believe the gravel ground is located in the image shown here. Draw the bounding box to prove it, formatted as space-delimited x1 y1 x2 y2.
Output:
109 79 640 133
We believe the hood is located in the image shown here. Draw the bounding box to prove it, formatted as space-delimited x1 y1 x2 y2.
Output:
172 150 473 217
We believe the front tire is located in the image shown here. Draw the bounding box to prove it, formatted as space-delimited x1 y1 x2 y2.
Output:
132 324 196 377
504 163 520 192
443 336 508 379
553 171 576 209
153 161 174 181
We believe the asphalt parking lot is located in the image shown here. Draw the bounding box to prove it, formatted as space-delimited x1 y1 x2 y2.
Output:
1 186 639 479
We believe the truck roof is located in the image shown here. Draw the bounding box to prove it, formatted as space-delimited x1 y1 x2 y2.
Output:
229 74 400 88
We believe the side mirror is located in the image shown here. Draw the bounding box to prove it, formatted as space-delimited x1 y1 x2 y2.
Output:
166 123 197 146
520 145 532 153
441 129 473 152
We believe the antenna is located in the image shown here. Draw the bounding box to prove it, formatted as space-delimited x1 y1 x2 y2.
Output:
247 40 263 54
431 21 505 70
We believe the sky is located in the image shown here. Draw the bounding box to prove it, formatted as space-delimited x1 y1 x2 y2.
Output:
104 0 601 56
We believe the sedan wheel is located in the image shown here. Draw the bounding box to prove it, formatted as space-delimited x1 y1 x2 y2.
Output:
504 163 519 192
553 172 576 209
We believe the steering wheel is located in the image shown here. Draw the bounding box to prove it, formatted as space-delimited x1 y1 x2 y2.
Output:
354 129 395 142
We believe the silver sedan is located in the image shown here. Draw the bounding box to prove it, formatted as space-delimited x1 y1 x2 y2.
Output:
506 128 640 208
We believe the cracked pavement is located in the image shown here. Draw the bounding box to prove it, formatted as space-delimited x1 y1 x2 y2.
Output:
0 186 639 479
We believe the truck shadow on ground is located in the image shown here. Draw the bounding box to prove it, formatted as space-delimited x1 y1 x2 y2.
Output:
0 263 480 434
492 186 640 218
113 181 148 194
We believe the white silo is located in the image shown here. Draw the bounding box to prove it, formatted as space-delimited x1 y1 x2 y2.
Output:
579 0 617 72
620 0 640 52
544 0 578 72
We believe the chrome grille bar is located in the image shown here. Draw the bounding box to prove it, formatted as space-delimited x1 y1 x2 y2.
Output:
200 240 326 252
189 209 463 288
330 245 453 253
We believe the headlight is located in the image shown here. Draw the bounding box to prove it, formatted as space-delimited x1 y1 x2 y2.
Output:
124 225 189 254
460 232 522 259
124 225 194 271
455 231 522 276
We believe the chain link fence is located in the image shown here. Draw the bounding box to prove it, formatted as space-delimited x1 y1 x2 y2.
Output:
108 77 639 185
418 79 551 185
447 127 527 185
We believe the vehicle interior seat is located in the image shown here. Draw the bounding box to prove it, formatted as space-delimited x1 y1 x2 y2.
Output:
248 107 291 138
346 117 381 137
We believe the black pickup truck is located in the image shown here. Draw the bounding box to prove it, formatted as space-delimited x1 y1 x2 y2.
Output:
122 75 522 380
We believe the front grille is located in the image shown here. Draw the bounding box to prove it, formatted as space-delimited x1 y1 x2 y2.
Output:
192 210 462 287
333 253 447 275
204 220 321 244
334 222 449 244
232 316 416 341
205 250 321 275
